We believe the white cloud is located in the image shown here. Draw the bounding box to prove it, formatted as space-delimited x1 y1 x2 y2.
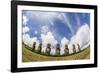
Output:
69 24 90 51
23 34 31 46
25 11 63 27
41 32 58 53
23 26 30 34
34 31 38 34
41 26 49 34
75 14 81 27
23 34 40 51
61 37 69 46
23 15 28 25
26 11 60 21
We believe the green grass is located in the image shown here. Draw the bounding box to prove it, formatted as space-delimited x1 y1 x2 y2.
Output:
22 44 90 62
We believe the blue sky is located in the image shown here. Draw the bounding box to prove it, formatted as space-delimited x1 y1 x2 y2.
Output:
22 10 90 44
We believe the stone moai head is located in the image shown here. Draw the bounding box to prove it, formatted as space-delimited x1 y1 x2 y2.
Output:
65 44 68 49
56 44 60 56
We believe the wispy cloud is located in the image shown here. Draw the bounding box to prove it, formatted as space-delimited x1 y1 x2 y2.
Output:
61 13 74 35
75 14 81 27
22 11 90 55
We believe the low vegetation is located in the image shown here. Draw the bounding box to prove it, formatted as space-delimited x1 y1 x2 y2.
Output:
22 44 90 62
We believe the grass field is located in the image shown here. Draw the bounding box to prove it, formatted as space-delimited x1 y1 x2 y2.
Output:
22 44 90 62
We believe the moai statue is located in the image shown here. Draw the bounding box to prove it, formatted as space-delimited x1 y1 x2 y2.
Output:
77 44 80 51
72 44 76 53
22 42 24 44
32 42 36 52
64 44 69 55
56 44 60 56
46 43 51 55
38 43 42 53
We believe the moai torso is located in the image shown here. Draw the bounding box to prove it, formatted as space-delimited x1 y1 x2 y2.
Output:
56 44 60 56
46 43 51 55
73 44 76 53
38 43 42 53
77 44 80 51
64 44 69 55
32 42 36 52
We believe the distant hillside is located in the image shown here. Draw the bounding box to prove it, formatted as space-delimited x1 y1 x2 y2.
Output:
22 44 90 62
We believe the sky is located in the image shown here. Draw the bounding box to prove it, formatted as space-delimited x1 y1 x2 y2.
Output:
22 10 90 55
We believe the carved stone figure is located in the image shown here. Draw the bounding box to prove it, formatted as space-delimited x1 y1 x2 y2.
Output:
64 44 69 55
46 43 51 55
38 43 42 53
77 44 80 51
56 44 60 56
32 42 36 52
73 44 76 53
